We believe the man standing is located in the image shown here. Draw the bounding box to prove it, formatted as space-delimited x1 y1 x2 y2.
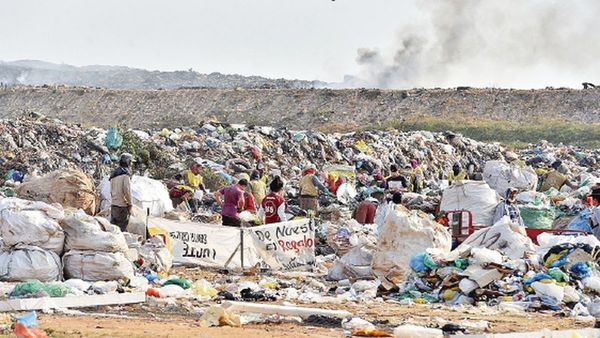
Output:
110 153 133 232
213 178 248 226
299 164 328 215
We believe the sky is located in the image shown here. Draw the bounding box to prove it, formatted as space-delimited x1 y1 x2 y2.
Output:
2 1 600 88
1 0 419 83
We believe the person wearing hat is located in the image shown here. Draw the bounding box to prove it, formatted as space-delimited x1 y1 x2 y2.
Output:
492 188 524 226
299 163 328 215
110 153 133 231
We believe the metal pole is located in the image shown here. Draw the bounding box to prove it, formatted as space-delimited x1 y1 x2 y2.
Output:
239 224 244 271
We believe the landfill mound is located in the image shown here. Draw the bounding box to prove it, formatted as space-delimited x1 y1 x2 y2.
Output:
2 86 600 129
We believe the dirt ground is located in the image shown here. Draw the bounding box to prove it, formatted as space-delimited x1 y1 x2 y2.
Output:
0 267 593 337
0 302 586 338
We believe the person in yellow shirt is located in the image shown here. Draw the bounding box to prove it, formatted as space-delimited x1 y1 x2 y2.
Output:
169 159 206 212
409 159 424 193
448 162 467 184
250 170 267 204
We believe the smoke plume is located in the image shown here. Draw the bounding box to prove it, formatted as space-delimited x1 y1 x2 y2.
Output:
350 0 600 89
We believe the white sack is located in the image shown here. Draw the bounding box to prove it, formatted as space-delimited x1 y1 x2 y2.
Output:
371 207 451 283
0 245 62 282
483 160 538 195
63 250 134 281
440 181 501 226
457 216 535 260
98 175 173 217
62 211 128 253
327 244 374 281
0 198 65 254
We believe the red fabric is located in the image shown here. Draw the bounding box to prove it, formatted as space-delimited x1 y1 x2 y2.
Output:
328 177 343 194
354 201 376 224
262 192 286 224
244 192 256 212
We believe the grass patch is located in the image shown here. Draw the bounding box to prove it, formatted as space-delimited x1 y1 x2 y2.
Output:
371 115 600 149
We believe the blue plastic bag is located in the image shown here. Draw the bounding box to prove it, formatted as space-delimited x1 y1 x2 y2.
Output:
410 253 428 273
15 311 37 328
570 262 592 279
566 209 592 233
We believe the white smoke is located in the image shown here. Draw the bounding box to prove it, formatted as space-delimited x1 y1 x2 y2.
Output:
349 0 600 89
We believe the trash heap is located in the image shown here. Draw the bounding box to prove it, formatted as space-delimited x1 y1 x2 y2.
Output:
395 216 600 318
0 114 506 189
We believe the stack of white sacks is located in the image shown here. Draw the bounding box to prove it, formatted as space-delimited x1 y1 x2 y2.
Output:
61 210 134 281
0 198 65 281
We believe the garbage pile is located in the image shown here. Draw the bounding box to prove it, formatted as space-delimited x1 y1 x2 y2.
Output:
395 216 600 318
0 114 506 191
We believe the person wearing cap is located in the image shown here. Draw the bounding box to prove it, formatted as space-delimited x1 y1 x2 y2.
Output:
409 159 424 193
492 188 524 226
259 176 288 224
110 153 133 231
299 164 329 215
448 162 467 184
250 170 267 205
213 178 248 226
540 161 577 192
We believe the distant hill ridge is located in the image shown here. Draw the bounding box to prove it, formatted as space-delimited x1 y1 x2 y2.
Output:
0 60 326 89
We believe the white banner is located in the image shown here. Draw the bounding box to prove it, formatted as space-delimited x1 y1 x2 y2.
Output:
248 219 316 271
147 217 315 271
147 217 242 268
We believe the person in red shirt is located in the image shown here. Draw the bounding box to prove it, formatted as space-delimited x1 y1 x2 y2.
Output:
260 177 288 224
244 191 257 213
354 191 383 225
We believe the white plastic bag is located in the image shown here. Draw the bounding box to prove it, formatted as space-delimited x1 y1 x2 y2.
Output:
98 175 173 217
62 211 128 253
63 250 134 281
469 247 503 265
0 245 62 282
483 160 538 195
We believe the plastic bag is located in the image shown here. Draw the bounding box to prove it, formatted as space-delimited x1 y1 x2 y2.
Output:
191 279 218 298
570 262 592 280
158 284 186 298
162 278 191 289
469 247 503 265
105 127 123 149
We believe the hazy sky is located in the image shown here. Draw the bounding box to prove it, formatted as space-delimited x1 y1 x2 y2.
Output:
3 1 599 88
1 0 420 82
